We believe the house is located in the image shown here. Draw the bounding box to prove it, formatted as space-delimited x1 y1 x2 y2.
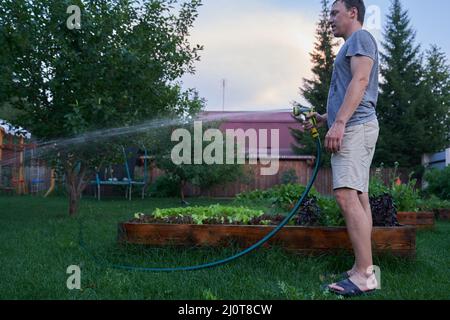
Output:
173 110 319 197
199 110 313 160
422 148 450 170
0 119 32 194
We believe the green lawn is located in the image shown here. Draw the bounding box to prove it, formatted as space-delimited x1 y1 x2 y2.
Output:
0 195 449 300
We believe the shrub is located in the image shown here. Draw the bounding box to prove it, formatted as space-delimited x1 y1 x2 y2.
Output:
149 175 180 198
423 167 450 200
281 169 298 185
418 195 450 211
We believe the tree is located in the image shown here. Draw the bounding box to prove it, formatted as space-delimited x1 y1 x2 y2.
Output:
152 121 246 202
291 0 339 167
375 0 431 171
0 0 205 215
422 45 450 148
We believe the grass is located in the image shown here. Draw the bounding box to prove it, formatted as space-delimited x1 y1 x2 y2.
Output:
0 194 449 300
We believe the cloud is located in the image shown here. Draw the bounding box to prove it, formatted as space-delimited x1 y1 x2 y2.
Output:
181 0 318 111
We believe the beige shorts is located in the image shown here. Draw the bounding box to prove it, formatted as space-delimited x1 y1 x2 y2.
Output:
331 119 379 194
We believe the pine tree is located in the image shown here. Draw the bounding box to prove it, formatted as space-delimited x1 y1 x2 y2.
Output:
302 0 338 114
422 45 450 149
291 0 339 167
374 0 426 171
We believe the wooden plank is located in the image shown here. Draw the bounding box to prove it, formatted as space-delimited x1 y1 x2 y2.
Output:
436 209 450 221
118 223 416 258
398 211 435 229
397 212 417 225
416 212 435 228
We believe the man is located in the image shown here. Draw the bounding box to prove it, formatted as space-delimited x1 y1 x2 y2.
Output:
304 0 380 297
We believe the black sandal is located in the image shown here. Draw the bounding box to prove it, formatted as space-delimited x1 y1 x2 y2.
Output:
327 278 376 298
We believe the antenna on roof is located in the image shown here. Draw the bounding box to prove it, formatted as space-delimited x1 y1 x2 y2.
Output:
222 79 226 112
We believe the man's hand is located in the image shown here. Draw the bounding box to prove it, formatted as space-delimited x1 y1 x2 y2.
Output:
325 121 346 153
304 113 327 131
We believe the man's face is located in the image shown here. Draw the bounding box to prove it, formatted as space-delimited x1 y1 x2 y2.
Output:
329 1 356 37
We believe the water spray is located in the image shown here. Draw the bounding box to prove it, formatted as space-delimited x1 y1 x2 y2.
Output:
79 106 323 272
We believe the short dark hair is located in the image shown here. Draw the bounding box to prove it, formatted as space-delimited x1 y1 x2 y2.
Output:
333 0 366 25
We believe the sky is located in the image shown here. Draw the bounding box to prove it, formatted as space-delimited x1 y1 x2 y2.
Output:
180 0 450 112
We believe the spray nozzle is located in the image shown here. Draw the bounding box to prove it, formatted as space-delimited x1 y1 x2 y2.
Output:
291 103 320 139
293 104 313 117
292 103 314 123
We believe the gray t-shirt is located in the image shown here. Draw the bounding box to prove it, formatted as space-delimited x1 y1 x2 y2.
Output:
326 29 379 128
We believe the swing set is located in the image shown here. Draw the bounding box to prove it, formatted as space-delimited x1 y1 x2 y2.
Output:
92 146 149 200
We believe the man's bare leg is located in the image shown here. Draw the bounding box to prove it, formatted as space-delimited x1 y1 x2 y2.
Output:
329 188 376 291
345 192 373 276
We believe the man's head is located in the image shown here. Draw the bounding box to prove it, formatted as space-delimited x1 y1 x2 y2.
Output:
330 0 366 38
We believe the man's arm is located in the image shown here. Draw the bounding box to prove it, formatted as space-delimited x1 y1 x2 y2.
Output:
325 55 374 153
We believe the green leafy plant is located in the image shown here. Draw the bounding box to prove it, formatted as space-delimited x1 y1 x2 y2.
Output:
236 184 345 226
390 172 421 212
150 205 265 225
371 162 421 212
369 165 390 198
317 197 345 227
236 184 320 212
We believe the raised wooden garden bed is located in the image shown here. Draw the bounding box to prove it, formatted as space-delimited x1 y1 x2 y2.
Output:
118 223 416 258
397 211 435 230
434 209 450 221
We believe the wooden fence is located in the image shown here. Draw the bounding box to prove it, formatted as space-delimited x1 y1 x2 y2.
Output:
313 167 417 196
146 162 417 198
17 161 417 198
